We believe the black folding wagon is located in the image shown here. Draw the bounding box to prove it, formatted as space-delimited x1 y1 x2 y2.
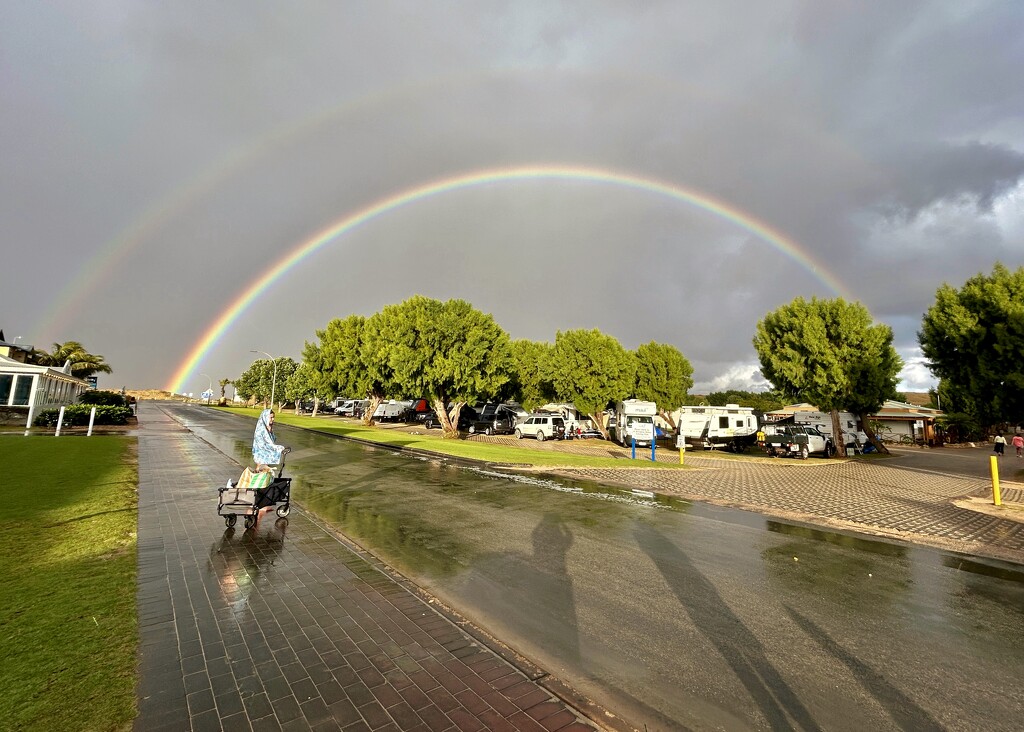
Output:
217 454 292 530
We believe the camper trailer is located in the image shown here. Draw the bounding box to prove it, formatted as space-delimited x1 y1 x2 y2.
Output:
675 404 758 451
788 411 866 452
614 399 657 447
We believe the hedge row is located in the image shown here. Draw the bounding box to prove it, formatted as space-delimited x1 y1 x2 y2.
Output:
78 390 131 407
33 405 134 427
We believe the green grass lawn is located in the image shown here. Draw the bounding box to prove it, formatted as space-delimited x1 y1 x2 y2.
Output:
215 406 689 470
1 436 138 732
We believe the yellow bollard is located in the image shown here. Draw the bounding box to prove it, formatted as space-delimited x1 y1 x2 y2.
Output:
990 455 1002 506
679 440 685 465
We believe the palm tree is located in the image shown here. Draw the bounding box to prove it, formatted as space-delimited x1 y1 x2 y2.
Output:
34 341 113 379
219 378 232 400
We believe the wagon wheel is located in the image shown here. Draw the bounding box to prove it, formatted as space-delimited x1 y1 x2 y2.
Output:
276 505 291 518
225 515 237 528
244 515 256 530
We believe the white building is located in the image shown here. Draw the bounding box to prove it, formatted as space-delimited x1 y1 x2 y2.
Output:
0 353 90 427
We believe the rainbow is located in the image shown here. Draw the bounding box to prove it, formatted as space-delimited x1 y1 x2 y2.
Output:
166 164 850 392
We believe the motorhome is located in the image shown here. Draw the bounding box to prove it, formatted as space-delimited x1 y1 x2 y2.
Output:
674 404 758 451
614 399 657 447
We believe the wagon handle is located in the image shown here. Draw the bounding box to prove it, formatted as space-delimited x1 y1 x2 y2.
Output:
277 447 292 478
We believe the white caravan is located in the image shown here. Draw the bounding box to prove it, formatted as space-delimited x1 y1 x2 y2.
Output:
614 399 657 447
674 404 758 451
790 411 866 451
538 403 591 433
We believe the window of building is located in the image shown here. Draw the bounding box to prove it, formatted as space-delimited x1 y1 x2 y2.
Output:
13 374 33 406
0 374 12 405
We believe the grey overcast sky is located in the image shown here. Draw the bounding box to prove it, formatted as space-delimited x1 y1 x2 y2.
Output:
3 1 1022 395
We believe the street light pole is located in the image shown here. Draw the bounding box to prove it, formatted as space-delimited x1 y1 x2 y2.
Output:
250 350 277 407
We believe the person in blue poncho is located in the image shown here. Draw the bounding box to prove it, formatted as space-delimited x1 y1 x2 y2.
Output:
252 408 287 470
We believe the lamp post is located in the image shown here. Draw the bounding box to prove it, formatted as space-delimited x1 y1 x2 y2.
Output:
250 350 277 407
199 373 212 404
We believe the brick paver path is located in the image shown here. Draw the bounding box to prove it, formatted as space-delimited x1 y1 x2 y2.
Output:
135 404 601 731
548 451 1024 562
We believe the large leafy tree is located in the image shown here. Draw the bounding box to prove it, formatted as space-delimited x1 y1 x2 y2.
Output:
753 297 902 456
549 329 636 438
507 339 556 412
919 263 1024 430
839 318 902 453
235 357 296 409
705 390 787 412
285 361 321 414
931 378 983 442
633 341 693 429
32 341 113 379
315 314 390 425
366 296 513 437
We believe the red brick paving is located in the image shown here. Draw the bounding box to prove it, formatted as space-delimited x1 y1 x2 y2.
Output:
134 404 604 731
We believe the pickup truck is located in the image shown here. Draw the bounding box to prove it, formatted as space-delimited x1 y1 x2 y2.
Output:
764 425 834 459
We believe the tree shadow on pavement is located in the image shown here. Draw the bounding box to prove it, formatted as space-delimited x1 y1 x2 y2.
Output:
633 521 823 732
781 604 943 732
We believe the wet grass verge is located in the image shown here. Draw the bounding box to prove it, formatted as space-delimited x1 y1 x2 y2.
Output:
214 407 689 470
1 436 138 731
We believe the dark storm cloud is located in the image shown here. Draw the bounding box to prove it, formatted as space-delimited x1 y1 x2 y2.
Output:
2 1 1021 395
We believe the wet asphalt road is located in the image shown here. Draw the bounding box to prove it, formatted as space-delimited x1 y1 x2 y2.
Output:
884 444 1019 482
175 405 1024 732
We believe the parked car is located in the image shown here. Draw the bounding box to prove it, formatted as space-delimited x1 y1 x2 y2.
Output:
467 404 518 435
424 405 477 431
514 413 566 441
334 399 369 418
764 425 834 459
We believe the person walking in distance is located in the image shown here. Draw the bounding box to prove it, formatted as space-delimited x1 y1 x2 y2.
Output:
993 433 1006 457
1012 433 1024 458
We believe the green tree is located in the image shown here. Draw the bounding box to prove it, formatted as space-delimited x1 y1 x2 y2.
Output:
285 361 320 414
507 339 556 412
218 378 232 403
33 341 113 379
364 296 512 437
235 357 296 409
919 262 1024 430
314 315 389 424
753 297 902 456
549 329 636 438
705 390 786 412
633 341 693 429
840 318 902 453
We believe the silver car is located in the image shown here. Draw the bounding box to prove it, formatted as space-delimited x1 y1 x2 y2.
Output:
514 414 566 441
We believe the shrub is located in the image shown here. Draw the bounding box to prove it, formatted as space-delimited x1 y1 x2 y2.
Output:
79 390 128 407
34 405 133 428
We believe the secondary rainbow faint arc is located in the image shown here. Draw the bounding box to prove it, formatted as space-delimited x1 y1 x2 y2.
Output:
167 164 850 392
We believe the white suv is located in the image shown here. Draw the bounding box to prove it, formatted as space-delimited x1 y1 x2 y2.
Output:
514 414 565 441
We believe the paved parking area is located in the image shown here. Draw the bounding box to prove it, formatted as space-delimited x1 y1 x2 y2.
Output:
360 420 1024 563
547 449 1024 562
135 404 602 731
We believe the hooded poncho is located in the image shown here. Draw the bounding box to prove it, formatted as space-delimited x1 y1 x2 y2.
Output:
252 408 285 466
